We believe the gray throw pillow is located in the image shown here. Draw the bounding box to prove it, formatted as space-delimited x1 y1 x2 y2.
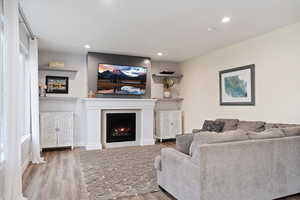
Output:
248 128 285 139
189 129 249 156
281 126 300 137
216 119 239 131
202 120 225 132
237 121 265 132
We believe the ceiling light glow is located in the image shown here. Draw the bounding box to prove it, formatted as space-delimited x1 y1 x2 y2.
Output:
221 17 231 23
84 44 91 49
157 52 163 56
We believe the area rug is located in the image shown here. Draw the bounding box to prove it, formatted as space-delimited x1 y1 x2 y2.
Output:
79 145 165 200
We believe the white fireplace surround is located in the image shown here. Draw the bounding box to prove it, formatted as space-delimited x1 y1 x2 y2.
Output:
82 98 156 150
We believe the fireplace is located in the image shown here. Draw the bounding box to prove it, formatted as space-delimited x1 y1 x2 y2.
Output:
106 113 136 143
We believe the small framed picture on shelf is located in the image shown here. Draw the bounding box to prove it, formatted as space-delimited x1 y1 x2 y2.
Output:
45 76 69 94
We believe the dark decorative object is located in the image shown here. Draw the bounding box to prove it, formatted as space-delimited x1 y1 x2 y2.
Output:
202 120 225 132
160 71 175 75
45 76 69 94
219 64 255 106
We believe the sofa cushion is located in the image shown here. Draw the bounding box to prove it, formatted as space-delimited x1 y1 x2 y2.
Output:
216 119 239 131
265 123 278 129
176 134 194 155
276 124 299 128
201 120 224 132
248 128 285 139
237 121 265 132
189 129 248 156
265 123 298 129
281 126 300 137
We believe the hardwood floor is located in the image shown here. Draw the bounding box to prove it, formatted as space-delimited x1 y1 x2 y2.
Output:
23 142 300 200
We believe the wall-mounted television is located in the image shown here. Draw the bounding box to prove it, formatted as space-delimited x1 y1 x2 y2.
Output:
97 64 147 95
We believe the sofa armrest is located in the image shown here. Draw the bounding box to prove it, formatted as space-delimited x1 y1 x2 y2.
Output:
158 148 201 200
192 129 203 133
176 133 194 155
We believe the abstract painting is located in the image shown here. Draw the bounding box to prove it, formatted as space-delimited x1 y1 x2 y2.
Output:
219 65 255 105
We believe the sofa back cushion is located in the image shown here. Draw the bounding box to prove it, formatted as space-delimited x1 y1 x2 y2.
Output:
281 126 300 137
189 129 248 156
216 119 239 131
265 123 278 129
202 120 224 132
237 121 265 132
248 128 285 139
265 123 299 129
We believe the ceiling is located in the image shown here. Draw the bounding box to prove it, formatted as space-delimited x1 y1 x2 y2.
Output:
22 0 300 62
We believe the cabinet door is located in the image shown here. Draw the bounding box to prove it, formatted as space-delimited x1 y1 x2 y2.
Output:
56 113 74 147
40 113 57 148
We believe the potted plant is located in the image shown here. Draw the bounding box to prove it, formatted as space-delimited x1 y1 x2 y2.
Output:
162 78 174 98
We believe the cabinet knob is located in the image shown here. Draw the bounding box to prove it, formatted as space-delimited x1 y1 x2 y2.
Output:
55 128 60 132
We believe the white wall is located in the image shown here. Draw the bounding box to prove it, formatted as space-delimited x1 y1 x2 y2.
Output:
180 23 300 132
38 50 88 97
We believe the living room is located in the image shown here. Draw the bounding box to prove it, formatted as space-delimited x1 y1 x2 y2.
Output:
1 0 300 200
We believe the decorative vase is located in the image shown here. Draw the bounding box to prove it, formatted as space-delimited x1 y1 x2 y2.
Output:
163 89 171 98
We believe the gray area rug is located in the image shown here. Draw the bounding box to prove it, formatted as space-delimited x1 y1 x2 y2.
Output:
79 145 164 200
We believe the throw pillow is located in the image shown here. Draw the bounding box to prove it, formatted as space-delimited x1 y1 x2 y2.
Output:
216 119 239 131
281 126 300 137
248 128 285 139
237 121 265 132
202 120 224 132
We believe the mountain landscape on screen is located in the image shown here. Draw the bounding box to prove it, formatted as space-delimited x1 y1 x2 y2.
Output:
98 64 147 95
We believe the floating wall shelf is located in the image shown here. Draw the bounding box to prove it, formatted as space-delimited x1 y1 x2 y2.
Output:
154 98 184 102
152 74 183 79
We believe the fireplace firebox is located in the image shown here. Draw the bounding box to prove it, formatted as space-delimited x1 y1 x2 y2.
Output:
106 113 136 143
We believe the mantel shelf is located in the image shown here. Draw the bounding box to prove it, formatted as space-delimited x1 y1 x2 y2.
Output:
152 74 183 79
38 66 78 79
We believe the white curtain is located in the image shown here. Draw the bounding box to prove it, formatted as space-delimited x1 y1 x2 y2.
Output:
29 38 44 164
3 0 27 199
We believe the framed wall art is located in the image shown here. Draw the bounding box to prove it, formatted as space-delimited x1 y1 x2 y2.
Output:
219 64 255 106
46 76 69 94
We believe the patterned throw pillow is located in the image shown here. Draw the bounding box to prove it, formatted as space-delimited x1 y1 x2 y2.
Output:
202 120 225 132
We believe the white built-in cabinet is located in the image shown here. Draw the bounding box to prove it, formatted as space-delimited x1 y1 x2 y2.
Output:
155 110 182 142
40 112 74 149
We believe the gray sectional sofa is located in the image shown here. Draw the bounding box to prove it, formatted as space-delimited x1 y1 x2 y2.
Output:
155 119 300 200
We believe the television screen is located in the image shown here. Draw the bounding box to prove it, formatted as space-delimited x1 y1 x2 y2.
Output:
98 64 147 95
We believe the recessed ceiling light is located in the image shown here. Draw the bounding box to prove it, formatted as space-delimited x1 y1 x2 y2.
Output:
84 44 91 49
157 52 163 56
221 17 231 23
207 27 217 32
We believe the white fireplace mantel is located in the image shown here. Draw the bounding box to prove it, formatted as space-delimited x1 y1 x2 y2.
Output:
81 98 157 150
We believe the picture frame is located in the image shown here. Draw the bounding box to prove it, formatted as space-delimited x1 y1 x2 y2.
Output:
219 64 255 106
45 76 69 94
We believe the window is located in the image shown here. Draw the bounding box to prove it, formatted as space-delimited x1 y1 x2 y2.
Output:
19 50 31 138
19 20 31 138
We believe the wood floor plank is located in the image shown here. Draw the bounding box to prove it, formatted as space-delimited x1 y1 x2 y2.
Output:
23 143 300 200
